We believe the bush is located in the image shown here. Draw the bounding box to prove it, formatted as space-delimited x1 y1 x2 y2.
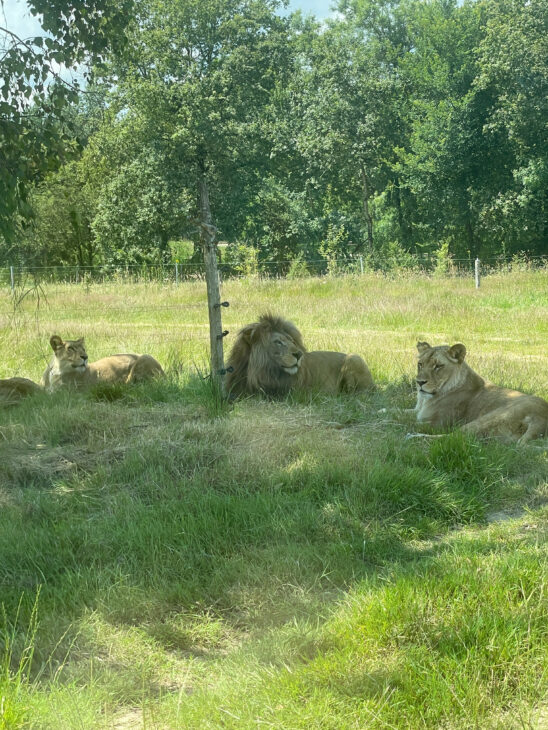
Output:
221 243 259 277
287 253 311 279
433 241 455 277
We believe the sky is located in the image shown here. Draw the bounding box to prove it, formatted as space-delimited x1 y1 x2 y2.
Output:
1 0 336 40
1 0 41 38
288 0 335 16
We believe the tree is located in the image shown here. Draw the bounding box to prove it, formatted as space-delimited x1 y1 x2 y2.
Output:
474 0 548 256
16 161 96 267
0 0 132 239
285 19 401 253
103 0 294 374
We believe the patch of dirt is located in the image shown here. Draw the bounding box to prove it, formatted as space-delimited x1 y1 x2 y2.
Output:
112 709 143 729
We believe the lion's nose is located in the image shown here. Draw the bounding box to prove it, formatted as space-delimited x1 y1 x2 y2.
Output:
294 350 303 361
416 379 427 387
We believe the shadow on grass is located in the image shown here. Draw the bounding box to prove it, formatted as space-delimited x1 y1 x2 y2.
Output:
0 382 546 695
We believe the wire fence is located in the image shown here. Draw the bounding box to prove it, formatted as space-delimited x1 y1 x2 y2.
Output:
1 253 547 288
0 252 546 381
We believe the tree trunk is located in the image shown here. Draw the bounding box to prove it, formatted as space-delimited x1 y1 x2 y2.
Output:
360 162 374 252
393 175 410 247
465 218 475 257
198 167 225 384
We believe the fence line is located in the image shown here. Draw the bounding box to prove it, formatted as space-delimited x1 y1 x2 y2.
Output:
2 254 547 289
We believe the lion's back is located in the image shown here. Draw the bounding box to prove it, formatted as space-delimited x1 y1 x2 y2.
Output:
473 382 548 424
300 351 374 392
89 354 164 383
0 377 42 405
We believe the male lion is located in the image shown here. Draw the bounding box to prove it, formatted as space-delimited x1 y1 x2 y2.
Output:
0 377 42 405
41 335 165 391
225 314 374 398
414 341 548 443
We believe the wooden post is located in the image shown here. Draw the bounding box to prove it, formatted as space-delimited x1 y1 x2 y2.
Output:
359 255 364 275
10 265 15 292
175 261 179 285
199 171 225 383
474 258 481 289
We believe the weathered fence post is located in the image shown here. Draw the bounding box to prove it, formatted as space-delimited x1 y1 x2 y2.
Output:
199 171 226 385
10 265 14 292
175 261 179 285
475 258 481 289
359 256 364 275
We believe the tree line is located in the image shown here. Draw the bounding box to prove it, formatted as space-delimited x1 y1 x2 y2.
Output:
1 0 546 270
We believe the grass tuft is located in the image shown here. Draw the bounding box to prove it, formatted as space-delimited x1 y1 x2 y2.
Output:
0 270 546 728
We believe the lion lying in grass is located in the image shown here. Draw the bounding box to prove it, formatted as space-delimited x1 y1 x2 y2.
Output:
414 341 548 443
225 314 374 398
0 377 42 405
42 335 165 391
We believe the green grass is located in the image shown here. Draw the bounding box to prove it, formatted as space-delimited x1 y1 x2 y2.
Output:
0 269 547 728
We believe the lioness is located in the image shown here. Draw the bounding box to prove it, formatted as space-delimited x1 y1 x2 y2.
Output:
414 341 548 443
0 377 42 405
42 335 164 391
225 314 374 397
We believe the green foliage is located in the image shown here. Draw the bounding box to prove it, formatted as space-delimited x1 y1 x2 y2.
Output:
3 0 547 269
243 177 321 262
91 149 185 264
169 239 194 262
367 239 419 273
4 160 96 268
221 243 260 277
433 240 455 277
0 1 133 240
319 223 349 275
287 253 311 279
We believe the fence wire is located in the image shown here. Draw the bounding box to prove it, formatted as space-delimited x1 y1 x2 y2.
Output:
0 254 546 380
1 254 547 289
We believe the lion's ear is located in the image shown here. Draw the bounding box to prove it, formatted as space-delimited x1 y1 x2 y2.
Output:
50 335 64 351
239 324 258 344
416 341 430 354
447 343 466 363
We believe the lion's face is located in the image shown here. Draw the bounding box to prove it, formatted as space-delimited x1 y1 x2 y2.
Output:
226 314 308 397
50 335 89 375
265 330 304 375
416 341 466 396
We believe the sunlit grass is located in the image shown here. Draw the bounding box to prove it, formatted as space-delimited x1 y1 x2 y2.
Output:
0 269 547 728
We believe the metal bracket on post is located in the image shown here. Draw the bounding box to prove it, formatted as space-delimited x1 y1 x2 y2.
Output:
217 330 229 340
219 366 234 376
199 172 226 383
214 301 230 309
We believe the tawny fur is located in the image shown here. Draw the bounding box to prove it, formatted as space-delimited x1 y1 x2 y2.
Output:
414 341 548 444
0 377 42 405
41 335 164 391
225 314 374 398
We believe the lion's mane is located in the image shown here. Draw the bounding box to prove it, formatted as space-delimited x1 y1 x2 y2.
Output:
225 314 306 398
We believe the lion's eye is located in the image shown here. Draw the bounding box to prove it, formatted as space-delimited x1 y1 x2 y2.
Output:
274 339 283 346
434 363 444 370
417 363 422 370
68 347 74 352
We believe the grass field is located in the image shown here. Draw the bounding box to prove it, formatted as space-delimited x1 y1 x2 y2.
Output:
0 270 547 729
